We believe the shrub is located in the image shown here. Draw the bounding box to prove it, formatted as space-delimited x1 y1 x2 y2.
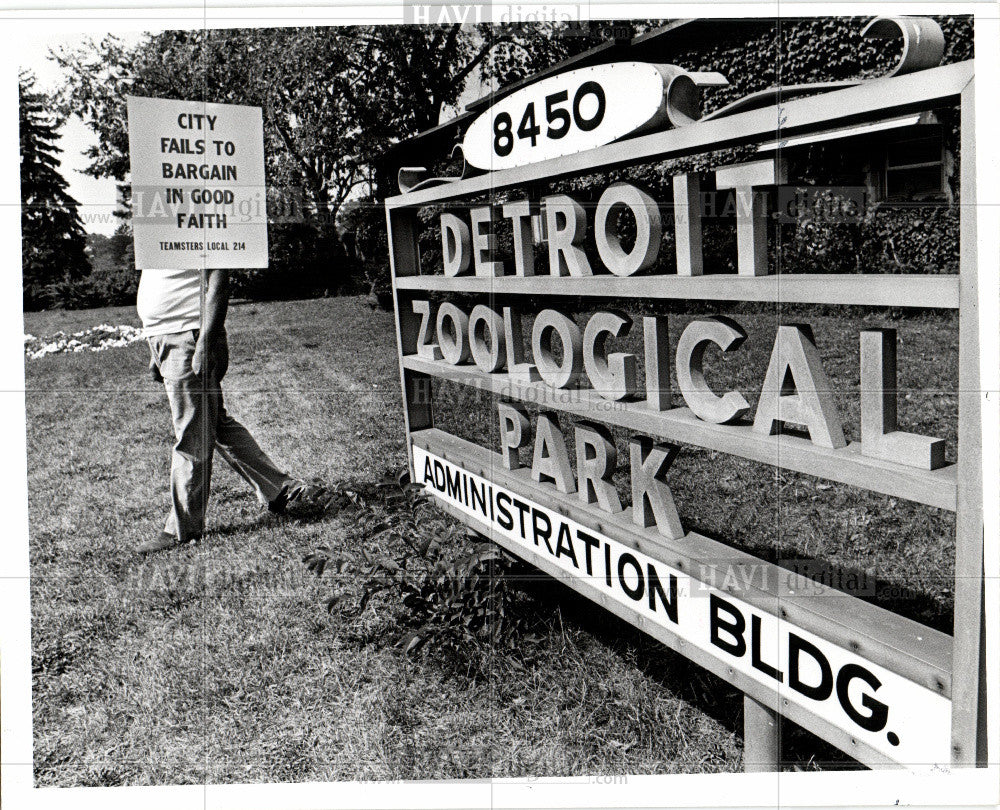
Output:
304 470 538 677
230 220 355 300
340 196 390 295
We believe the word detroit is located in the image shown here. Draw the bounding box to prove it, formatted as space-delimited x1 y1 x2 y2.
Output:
439 171 783 279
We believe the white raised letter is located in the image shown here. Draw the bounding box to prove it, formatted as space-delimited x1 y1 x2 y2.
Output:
503 307 540 384
532 309 583 389
544 194 592 276
675 316 750 424
860 328 945 469
629 437 684 539
583 310 637 401
643 315 671 410
469 206 503 276
497 402 531 469
532 412 576 494
436 302 471 365
673 173 703 276
575 422 622 513
594 183 661 276
501 200 535 276
440 213 471 276
753 324 846 448
411 299 443 360
469 304 506 373
715 159 786 277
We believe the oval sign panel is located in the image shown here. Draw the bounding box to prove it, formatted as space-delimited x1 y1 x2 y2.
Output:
462 62 669 171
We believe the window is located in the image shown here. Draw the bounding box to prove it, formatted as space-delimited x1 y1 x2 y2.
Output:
883 133 945 201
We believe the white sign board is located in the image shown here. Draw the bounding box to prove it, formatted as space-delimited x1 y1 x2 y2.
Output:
461 62 727 171
413 445 953 767
462 63 663 171
126 95 268 269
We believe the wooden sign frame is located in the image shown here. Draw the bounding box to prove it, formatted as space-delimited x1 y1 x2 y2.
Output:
384 60 984 771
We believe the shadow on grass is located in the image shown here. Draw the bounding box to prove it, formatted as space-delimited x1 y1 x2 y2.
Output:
683 522 954 636
203 496 357 541
307 470 864 772
263 468 891 774
507 561 863 772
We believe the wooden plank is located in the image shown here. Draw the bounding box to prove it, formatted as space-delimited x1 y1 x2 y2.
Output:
402 355 958 511
412 427 952 690
950 78 987 767
715 158 784 189
756 114 923 153
392 273 960 309
744 695 781 772
386 61 973 209
410 427 953 769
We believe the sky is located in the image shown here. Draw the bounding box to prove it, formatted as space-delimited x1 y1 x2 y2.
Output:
19 30 145 235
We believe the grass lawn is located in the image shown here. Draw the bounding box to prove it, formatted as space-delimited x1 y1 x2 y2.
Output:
25 295 957 786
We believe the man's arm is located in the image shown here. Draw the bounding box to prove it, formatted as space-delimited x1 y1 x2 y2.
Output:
192 267 229 377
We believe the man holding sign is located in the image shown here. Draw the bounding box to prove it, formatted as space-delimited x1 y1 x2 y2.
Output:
127 96 331 553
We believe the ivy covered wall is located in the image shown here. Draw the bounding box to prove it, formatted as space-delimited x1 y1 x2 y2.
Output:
646 15 974 276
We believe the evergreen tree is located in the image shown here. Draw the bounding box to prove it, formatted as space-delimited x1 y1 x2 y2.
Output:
19 70 90 310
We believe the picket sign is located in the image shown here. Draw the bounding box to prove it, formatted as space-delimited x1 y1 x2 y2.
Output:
384 58 984 771
126 96 268 269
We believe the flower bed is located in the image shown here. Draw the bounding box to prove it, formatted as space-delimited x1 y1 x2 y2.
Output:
24 324 144 360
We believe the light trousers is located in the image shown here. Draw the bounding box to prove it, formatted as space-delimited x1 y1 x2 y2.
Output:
148 329 291 542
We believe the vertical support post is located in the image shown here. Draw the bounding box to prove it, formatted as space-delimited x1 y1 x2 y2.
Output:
743 695 780 772
673 173 703 276
386 205 432 476
951 77 986 768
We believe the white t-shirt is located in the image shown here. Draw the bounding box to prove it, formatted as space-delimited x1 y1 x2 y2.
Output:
136 268 203 336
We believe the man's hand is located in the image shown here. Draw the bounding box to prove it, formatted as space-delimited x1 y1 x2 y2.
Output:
191 339 209 377
191 333 228 380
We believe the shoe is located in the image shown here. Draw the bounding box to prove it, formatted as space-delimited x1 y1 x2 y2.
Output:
136 531 201 554
268 478 336 516
136 531 183 554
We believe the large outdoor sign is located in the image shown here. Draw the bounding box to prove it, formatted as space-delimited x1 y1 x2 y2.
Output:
386 26 982 772
126 95 268 269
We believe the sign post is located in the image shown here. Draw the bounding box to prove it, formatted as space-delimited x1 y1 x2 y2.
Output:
126 96 268 269
743 695 781 772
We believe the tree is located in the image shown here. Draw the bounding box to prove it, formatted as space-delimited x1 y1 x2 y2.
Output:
19 71 90 310
84 225 137 306
52 23 664 300
52 25 615 290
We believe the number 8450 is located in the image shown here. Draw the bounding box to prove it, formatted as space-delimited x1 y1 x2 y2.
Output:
493 80 606 157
